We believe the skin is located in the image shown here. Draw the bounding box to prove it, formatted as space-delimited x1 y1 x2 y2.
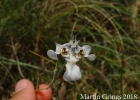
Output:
10 79 52 100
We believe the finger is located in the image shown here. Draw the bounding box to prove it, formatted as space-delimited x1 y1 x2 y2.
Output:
36 84 52 100
10 79 36 100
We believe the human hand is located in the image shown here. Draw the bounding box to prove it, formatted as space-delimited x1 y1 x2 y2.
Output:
10 79 52 100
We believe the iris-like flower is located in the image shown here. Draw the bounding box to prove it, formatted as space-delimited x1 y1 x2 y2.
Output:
47 39 96 81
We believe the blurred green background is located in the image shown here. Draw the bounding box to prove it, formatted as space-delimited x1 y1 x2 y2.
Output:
0 0 140 100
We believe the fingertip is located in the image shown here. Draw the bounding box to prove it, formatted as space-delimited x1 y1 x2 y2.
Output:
15 79 28 93
10 79 35 100
36 84 52 100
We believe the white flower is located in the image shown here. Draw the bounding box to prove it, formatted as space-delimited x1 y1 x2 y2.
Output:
47 39 96 81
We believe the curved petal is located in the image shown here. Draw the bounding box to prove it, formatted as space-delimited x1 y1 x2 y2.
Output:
87 54 96 61
55 43 61 54
82 45 91 57
47 50 57 60
63 63 81 81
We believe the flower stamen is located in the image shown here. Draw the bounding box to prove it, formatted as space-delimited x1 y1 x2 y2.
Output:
61 48 67 55
77 49 84 58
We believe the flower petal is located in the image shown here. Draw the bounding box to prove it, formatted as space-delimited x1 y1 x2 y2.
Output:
55 43 61 54
87 54 96 61
63 62 81 81
82 45 91 57
47 50 58 60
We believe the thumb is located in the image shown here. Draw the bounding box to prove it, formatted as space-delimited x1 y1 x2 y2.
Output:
36 84 52 100
10 79 36 100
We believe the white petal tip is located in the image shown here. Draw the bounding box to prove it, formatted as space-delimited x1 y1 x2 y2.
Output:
63 75 81 81
87 54 96 61
47 50 58 60
55 43 61 54
82 45 91 57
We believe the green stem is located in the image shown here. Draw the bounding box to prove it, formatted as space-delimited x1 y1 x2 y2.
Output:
0 62 16 84
50 59 59 83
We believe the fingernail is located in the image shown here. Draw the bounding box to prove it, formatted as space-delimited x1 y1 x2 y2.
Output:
15 79 28 93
